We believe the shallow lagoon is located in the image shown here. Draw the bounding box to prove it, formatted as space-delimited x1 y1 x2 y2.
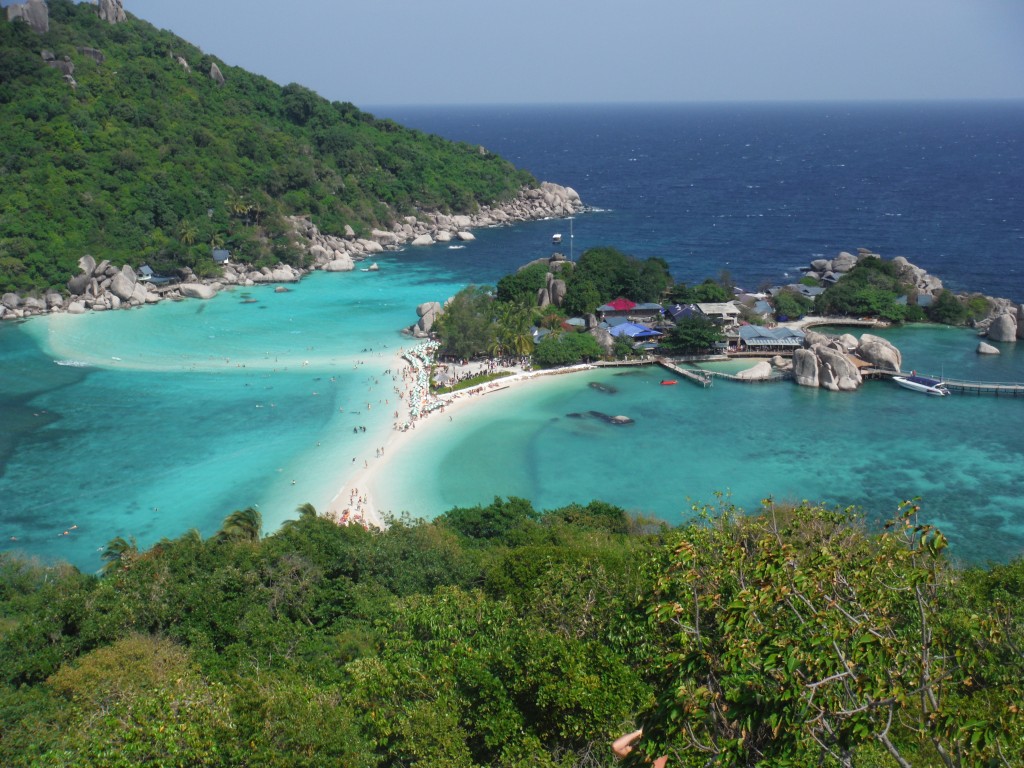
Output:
3 255 1023 570
375 323 1024 565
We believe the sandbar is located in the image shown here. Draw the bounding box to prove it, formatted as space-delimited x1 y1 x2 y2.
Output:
325 348 594 528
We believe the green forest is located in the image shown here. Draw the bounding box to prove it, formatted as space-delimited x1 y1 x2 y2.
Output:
1 499 1021 766
0 0 534 294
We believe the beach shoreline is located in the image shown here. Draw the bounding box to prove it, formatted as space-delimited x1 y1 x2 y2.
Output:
325 348 596 528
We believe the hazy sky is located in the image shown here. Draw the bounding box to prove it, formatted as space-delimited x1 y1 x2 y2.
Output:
120 1 1024 106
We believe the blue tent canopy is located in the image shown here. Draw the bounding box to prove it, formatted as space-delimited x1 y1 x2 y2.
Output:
609 322 663 340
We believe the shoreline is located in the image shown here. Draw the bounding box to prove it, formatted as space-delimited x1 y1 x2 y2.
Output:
0 183 584 323
325 349 595 529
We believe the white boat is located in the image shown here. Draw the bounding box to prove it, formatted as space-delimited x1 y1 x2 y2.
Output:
892 374 950 396
551 233 562 244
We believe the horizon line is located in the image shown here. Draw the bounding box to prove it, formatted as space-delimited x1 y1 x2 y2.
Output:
362 96 1024 111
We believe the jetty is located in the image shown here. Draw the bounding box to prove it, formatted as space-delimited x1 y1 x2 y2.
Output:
656 358 713 387
865 369 1024 397
594 358 1022 397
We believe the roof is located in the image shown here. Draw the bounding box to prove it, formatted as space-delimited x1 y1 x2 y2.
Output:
212 249 230 262
696 301 741 316
138 265 154 277
666 303 699 320
599 297 637 312
608 322 663 340
633 302 664 312
737 325 806 346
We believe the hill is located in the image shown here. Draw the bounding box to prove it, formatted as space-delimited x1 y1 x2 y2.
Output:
0 0 535 294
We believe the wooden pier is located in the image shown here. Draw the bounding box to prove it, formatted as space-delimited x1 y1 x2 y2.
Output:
594 359 1022 397
867 370 1024 397
656 358 713 387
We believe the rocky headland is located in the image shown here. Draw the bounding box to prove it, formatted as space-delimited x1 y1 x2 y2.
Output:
0 183 582 321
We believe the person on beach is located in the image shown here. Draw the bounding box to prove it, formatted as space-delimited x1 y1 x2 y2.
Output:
612 729 667 768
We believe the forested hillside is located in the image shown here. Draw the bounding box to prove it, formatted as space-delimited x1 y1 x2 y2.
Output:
1 498 1022 766
0 0 534 293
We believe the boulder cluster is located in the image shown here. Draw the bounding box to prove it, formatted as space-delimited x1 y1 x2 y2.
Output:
980 302 1023 345
1 183 582 322
535 253 571 309
803 249 945 299
5 0 125 34
790 331 902 392
5 0 48 33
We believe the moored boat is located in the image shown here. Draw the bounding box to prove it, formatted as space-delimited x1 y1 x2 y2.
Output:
552 233 562 244
892 374 950 396
660 380 678 386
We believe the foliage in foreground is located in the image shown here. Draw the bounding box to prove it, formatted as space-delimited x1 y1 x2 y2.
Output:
0 498 1022 767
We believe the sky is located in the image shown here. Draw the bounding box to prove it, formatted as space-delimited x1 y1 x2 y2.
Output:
81 1 1024 106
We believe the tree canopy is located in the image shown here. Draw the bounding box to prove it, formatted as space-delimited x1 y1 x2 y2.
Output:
0 1 534 293
0 498 1021 766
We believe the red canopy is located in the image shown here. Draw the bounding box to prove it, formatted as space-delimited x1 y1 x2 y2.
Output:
606 297 636 311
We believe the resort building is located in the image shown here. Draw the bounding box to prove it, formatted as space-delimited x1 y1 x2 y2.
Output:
695 301 742 327
596 297 664 323
735 325 806 352
607 321 663 342
665 303 700 322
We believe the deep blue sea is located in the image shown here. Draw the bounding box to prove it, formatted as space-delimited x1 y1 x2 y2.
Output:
2 101 1023 569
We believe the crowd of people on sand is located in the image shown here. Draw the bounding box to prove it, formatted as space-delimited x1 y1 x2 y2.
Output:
433 355 530 386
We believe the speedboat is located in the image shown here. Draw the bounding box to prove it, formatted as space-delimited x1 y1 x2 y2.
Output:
892 374 950 396
660 380 678 386
552 233 562 244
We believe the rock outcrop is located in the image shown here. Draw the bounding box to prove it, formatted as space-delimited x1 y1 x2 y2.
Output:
793 333 881 392
7 179 583 321
209 62 225 86
792 348 820 388
816 346 863 392
6 0 48 33
856 333 902 372
178 283 217 300
77 46 105 64
977 341 1000 355
98 0 126 24
987 312 1018 343
413 301 443 337
798 249 945 303
589 325 614 354
735 361 773 381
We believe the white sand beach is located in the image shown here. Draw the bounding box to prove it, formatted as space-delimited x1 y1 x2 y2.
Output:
325 345 595 528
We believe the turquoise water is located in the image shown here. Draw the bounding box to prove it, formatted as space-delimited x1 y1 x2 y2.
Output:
376 324 1024 565
1 262 466 570
4 100 1024 569
3 262 1023 568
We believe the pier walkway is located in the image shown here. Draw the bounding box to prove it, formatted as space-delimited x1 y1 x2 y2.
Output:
866 369 1024 397
595 359 1022 397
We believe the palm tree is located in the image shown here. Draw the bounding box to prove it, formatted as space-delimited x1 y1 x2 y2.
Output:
282 502 318 531
208 231 225 251
178 528 203 546
228 192 251 220
177 218 197 246
100 535 138 575
215 507 262 543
